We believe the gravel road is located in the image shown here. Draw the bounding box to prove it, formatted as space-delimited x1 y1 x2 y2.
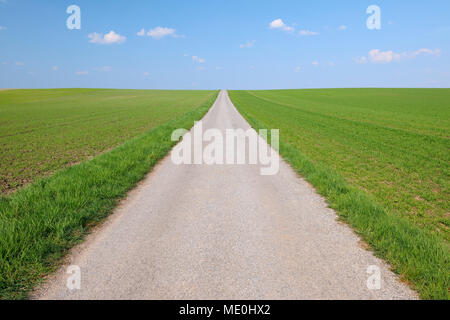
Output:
35 90 417 300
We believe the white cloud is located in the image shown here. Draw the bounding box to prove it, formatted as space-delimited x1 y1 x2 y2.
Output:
294 66 301 73
185 54 206 65
192 56 206 63
14 61 24 66
138 27 182 39
88 31 126 45
0 26 6 31
143 72 149 78
93 66 112 72
52 66 58 71
270 19 285 29
215 66 222 70
369 49 402 64
148 27 175 39
412 48 441 57
329 61 335 67
269 19 294 32
312 61 319 66
240 40 256 48
137 28 145 37
354 50 401 64
338 25 347 31
76 71 89 75
355 48 441 65
299 30 319 36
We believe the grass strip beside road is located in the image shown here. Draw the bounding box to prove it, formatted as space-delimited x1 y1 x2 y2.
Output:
0 91 218 299
229 89 449 300
0 89 217 194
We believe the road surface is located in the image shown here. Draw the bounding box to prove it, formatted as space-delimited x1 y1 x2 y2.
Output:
35 90 417 300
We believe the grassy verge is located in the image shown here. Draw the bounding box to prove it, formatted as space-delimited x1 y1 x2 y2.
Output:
229 90 449 300
0 91 218 299
0 89 216 194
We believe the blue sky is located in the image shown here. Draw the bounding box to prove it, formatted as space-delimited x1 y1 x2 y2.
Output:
0 0 449 89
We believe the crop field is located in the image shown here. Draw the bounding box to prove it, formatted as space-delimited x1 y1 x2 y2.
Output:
0 89 218 299
229 88 450 299
0 89 217 194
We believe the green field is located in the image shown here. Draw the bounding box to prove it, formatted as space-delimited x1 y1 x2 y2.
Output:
0 89 218 299
0 89 216 194
229 88 449 299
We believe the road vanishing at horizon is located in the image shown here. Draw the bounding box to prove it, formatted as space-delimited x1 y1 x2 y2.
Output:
35 91 417 300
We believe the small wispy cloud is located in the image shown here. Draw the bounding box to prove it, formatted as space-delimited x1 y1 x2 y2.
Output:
269 19 294 32
137 29 146 37
370 49 402 63
354 48 441 64
240 40 256 49
76 71 89 75
338 25 347 31
0 26 6 31
88 31 126 45
354 50 400 64
299 30 319 36
411 48 441 57
15 61 24 66
312 61 319 66
148 27 175 39
294 66 301 73
93 66 112 72
354 56 368 64
52 66 58 71
192 56 206 63
138 27 183 39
